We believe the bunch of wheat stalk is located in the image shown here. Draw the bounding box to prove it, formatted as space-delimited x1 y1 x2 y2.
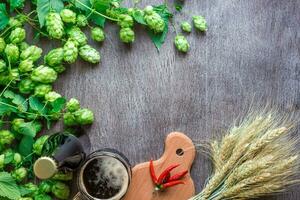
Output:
191 109 300 200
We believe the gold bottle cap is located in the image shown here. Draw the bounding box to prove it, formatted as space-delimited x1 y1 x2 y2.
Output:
33 157 58 180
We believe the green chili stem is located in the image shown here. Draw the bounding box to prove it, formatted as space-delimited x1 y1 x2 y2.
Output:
74 0 119 22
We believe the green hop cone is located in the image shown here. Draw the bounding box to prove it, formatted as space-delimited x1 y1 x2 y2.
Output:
74 108 94 125
45 48 64 67
45 91 61 102
66 98 80 112
0 130 15 145
33 135 49 156
144 10 165 33
174 35 190 53
52 171 73 181
118 14 134 28
79 45 100 64
13 153 22 165
12 167 27 182
34 84 52 97
67 26 87 46
119 27 135 43
20 45 42 62
52 182 70 200
9 27 26 44
19 41 29 51
18 59 34 73
39 181 53 193
0 154 4 168
19 78 35 94
52 64 66 74
4 44 19 63
76 14 88 27
9 17 22 28
24 183 39 197
63 112 77 126
19 198 33 200
12 118 25 133
31 65 57 83
0 37 6 53
181 21 192 33
46 12 64 39
60 9 76 24
193 15 207 32
63 39 78 64
34 194 52 200
91 27 105 42
0 59 6 72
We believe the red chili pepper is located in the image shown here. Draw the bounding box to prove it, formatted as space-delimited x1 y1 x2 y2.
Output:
157 164 180 184
168 170 188 182
162 180 185 189
149 160 158 184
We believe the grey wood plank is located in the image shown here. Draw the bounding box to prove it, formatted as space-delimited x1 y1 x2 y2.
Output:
51 0 300 199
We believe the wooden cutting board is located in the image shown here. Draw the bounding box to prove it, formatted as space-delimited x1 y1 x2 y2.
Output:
123 132 196 200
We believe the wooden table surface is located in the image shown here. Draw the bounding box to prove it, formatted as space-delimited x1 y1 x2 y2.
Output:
53 0 300 199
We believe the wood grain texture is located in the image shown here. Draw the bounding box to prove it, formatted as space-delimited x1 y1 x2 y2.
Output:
50 0 300 199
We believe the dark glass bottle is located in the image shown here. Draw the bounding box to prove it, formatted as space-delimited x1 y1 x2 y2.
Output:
34 132 85 180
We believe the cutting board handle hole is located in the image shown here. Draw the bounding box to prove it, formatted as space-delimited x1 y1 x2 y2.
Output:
176 148 184 156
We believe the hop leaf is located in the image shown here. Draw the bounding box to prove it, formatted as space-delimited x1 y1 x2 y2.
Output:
0 172 21 200
79 44 101 64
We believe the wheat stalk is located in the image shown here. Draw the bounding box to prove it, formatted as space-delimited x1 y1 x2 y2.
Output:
190 109 300 200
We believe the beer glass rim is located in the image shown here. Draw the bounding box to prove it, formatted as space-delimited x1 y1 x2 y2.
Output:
77 149 132 200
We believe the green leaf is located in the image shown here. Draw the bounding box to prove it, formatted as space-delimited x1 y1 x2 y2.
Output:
0 97 17 116
72 0 91 12
91 0 112 13
8 0 25 12
147 4 172 50
29 96 47 115
90 13 106 27
4 151 13 164
37 0 64 27
0 3 9 31
0 172 21 200
133 10 146 25
18 136 34 156
19 186 32 196
18 122 37 137
3 90 15 99
51 97 66 112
